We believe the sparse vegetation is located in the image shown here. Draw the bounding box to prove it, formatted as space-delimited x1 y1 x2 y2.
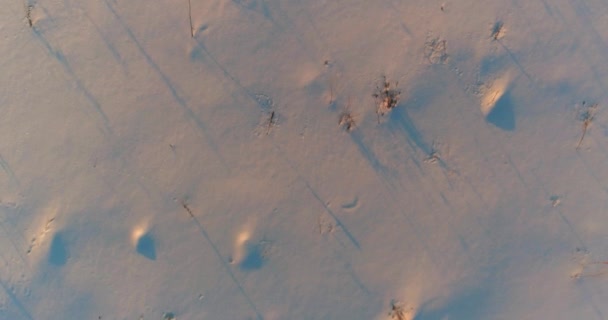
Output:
373 76 401 122
424 149 441 164
424 140 446 164
339 111 355 131
388 300 407 320
576 101 598 150
11 2 607 318
339 98 355 131
572 259 608 279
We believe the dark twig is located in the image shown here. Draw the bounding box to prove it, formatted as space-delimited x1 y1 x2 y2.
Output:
188 0 194 37
576 101 598 150
265 111 277 135
181 199 194 218
25 2 34 27
491 21 505 41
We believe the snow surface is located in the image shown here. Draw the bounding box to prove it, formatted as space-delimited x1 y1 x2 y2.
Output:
2 0 608 319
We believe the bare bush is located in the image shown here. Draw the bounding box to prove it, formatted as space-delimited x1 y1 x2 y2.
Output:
373 76 401 122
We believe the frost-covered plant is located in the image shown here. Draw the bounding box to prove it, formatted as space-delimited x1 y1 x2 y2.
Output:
339 97 356 131
373 76 401 121
339 111 356 131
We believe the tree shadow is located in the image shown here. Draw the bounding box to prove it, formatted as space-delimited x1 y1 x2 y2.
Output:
49 233 68 266
388 106 432 157
350 130 390 175
239 243 264 271
136 232 157 260
486 90 515 131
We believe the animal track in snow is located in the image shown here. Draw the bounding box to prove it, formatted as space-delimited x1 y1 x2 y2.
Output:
424 36 448 64
341 196 359 211
27 217 55 255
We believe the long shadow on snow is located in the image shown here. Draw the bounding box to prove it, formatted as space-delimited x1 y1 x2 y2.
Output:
83 12 129 73
413 285 492 320
349 130 391 176
0 279 34 320
190 39 280 112
387 106 432 158
101 0 229 172
32 29 113 136
348 97 431 189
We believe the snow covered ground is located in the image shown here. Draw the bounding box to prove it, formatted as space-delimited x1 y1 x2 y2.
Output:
2 0 608 319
